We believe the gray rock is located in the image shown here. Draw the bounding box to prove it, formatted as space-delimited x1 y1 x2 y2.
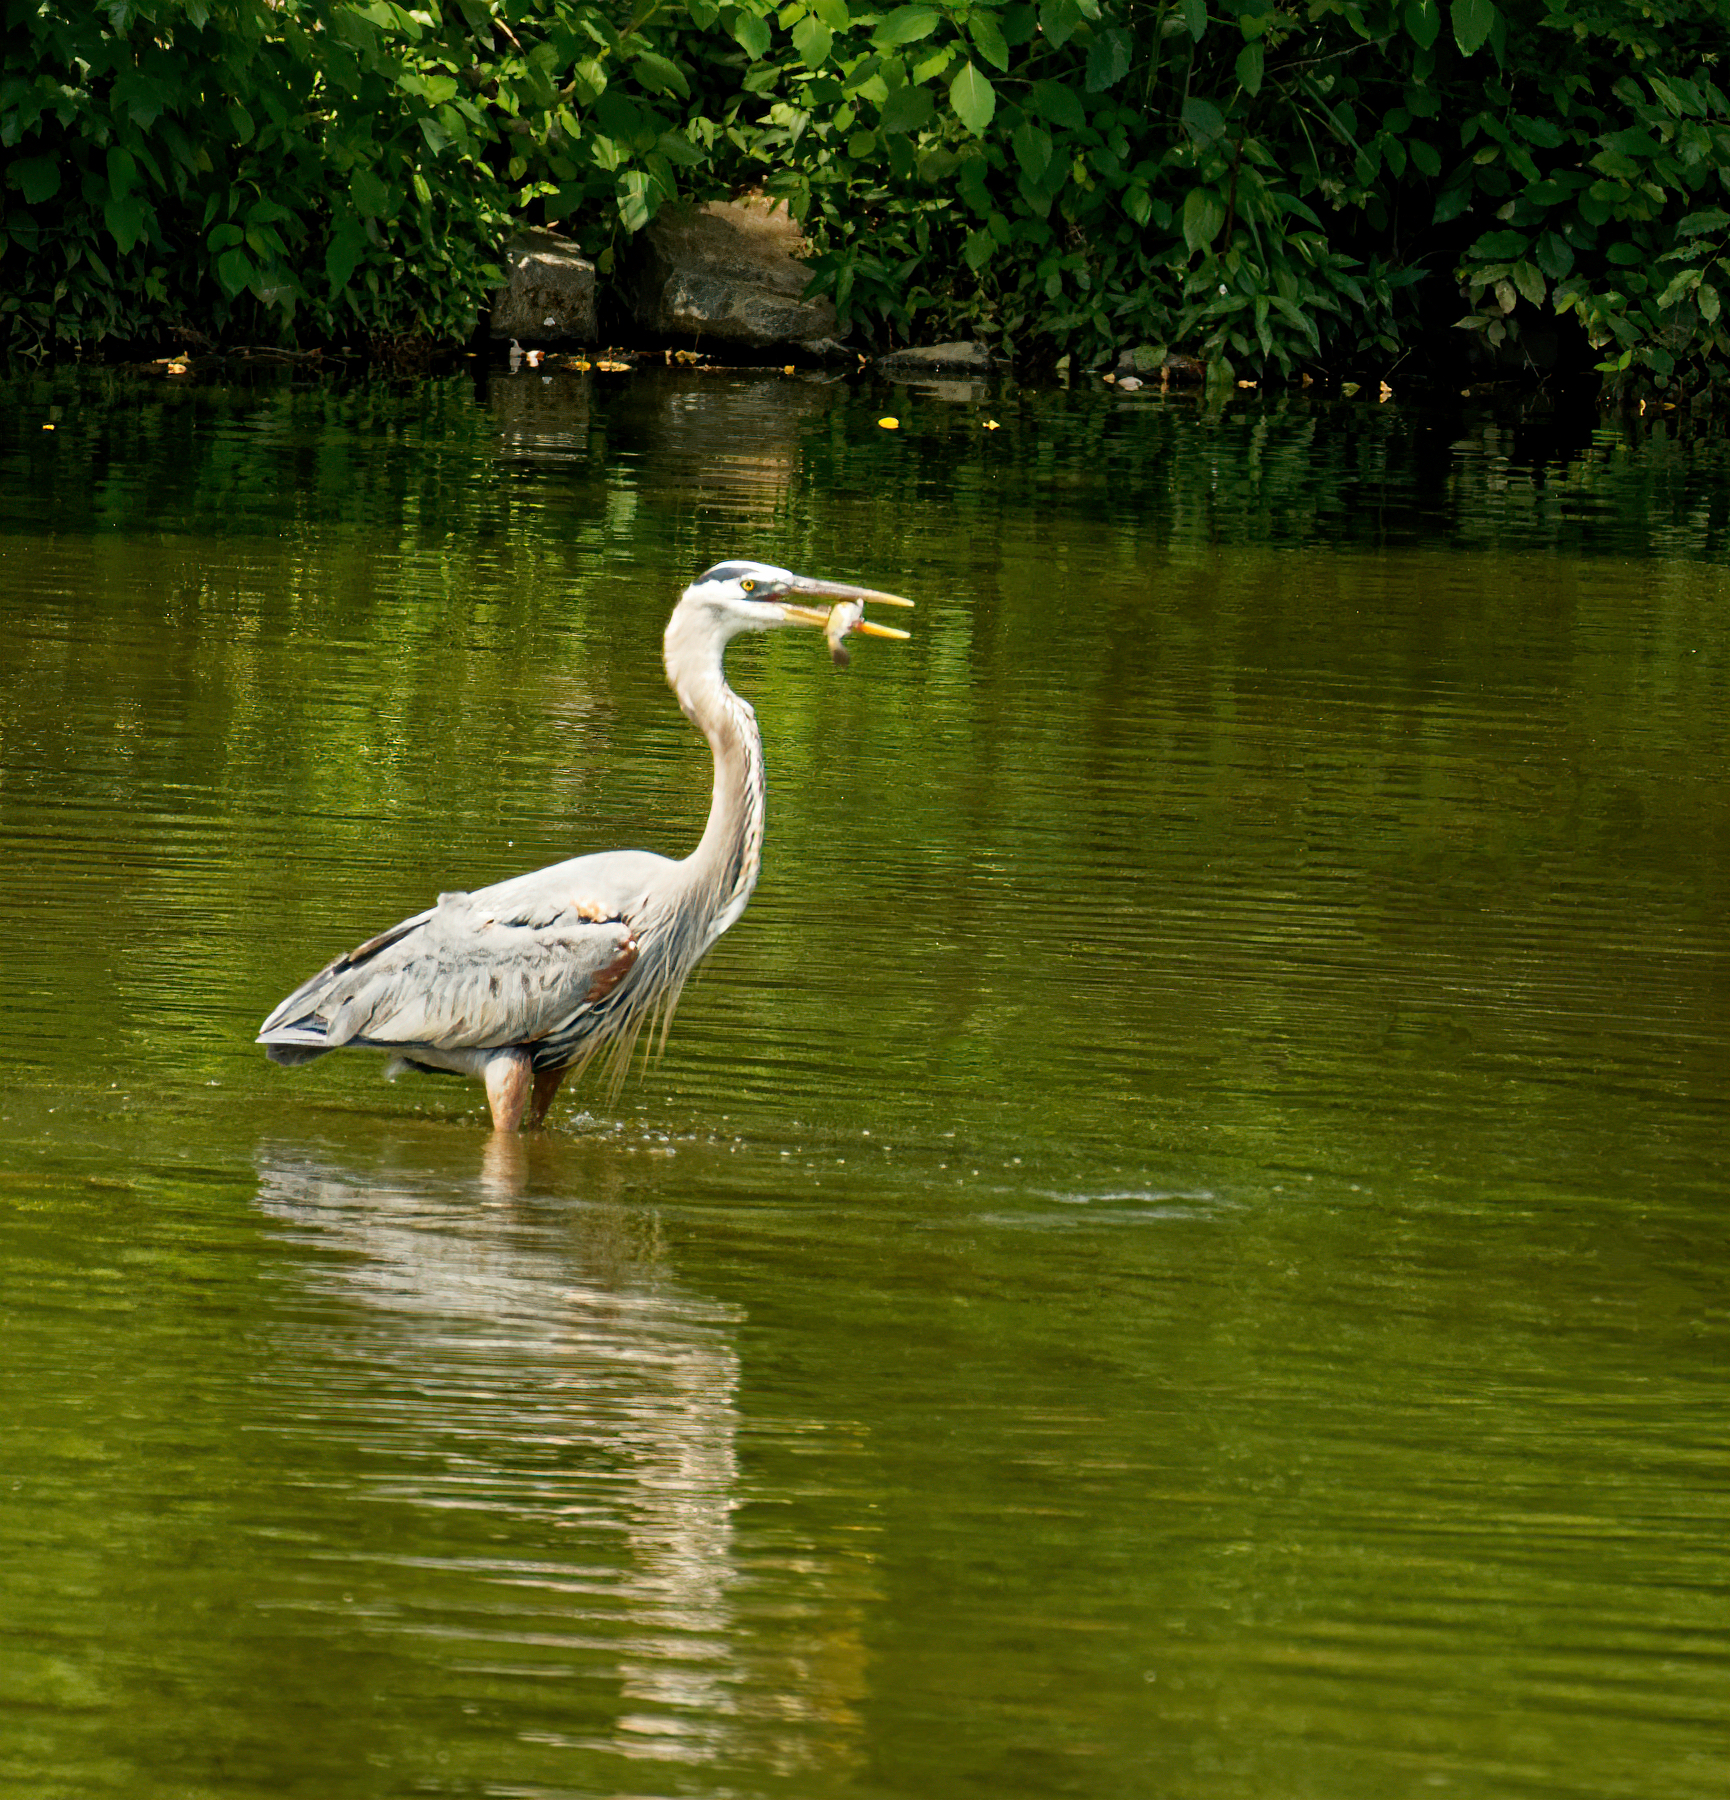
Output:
490 229 597 343
879 340 994 373
632 196 839 351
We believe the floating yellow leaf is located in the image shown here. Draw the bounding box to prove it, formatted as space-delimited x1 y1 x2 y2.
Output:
783 364 795 375
1341 381 1361 397
982 419 1000 430
878 416 899 429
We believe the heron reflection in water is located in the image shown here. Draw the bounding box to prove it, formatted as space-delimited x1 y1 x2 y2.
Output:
258 562 912 1130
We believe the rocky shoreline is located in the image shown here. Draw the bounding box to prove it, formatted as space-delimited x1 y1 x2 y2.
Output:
83 194 1684 415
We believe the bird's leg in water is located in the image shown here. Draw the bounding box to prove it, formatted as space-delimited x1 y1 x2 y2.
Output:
483 1048 533 1132
528 1064 567 1128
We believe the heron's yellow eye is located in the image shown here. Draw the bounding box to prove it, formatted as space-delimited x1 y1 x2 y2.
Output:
740 578 755 592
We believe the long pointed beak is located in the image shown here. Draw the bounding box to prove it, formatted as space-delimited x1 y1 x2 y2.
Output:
777 576 914 633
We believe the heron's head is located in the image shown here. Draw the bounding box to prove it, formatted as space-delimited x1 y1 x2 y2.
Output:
677 560 914 640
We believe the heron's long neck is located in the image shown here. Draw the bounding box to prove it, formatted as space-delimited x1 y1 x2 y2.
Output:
665 612 766 948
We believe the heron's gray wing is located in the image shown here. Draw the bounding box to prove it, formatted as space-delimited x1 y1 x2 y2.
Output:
257 860 659 1060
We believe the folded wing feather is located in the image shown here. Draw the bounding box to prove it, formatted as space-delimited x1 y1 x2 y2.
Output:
259 858 659 1057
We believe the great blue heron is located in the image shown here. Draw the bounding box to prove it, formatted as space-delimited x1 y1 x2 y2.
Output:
257 561 913 1131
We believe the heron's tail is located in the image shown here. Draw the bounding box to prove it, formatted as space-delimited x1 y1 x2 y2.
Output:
258 1017 334 1067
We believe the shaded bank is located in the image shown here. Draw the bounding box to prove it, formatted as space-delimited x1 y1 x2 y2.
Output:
5 1 1730 401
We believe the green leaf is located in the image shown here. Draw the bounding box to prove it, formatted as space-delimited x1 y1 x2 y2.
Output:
215 246 256 297
963 226 995 271
1084 26 1132 92
1180 0 1206 40
811 0 850 26
657 129 707 168
1676 209 1730 237
733 12 771 59
1576 188 1613 227
880 82 935 134
950 61 997 136
1471 230 1526 258
571 58 608 103
632 52 690 98
873 5 941 47
1511 259 1545 306
326 222 368 293
1040 0 1084 50
1269 294 1321 349
1410 140 1441 177
1590 149 1640 180
968 12 1010 72
11 156 61 204
351 167 390 217
107 146 138 196
1182 97 1226 146
847 129 879 160
1012 120 1053 180
1405 0 1440 50
1030 79 1086 131
227 100 254 144
103 192 147 255
792 14 833 67
617 169 656 232
1534 231 1574 279
1124 184 1152 226
1183 186 1226 253
1514 114 1563 149
1235 43 1263 97
595 90 643 141
1451 0 1497 57
1699 282 1721 326
1604 127 1660 159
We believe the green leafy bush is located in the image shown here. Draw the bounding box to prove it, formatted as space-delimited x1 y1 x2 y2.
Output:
4 1 1729 387
2 2 523 353
707 0 1730 381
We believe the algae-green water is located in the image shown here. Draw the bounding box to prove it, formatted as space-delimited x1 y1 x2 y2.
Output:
2 367 1727 1800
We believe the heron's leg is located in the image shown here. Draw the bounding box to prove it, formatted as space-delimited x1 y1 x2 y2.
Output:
528 1064 568 1128
483 1048 533 1132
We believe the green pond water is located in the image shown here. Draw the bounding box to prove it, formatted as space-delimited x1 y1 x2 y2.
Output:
1 366 1727 1800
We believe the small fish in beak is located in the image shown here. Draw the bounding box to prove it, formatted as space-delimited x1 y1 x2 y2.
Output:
825 599 866 666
